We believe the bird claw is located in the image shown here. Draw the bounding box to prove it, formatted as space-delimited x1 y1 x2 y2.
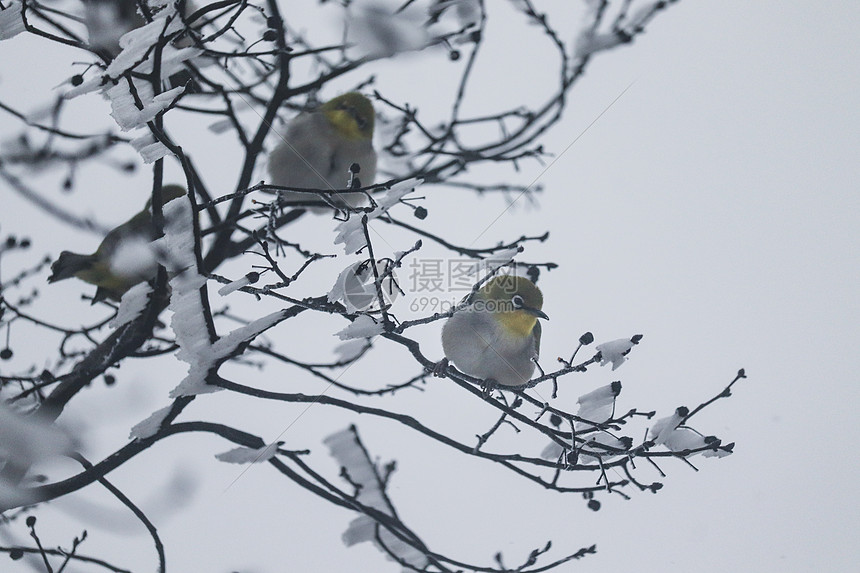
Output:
481 378 498 398
430 358 449 378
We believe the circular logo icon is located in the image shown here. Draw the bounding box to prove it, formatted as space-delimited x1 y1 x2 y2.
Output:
335 260 400 312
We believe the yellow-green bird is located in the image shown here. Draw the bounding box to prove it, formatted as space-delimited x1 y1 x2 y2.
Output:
267 92 377 209
441 276 548 387
48 185 186 304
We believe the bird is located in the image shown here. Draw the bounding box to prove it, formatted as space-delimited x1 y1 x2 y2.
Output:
48 185 186 304
83 0 201 90
83 0 144 56
84 0 201 56
267 92 377 209
441 275 548 388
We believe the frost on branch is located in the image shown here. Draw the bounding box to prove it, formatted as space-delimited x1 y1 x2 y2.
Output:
109 282 153 329
169 304 289 398
577 381 622 426
325 426 429 571
131 132 171 164
650 408 732 459
334 339 369 363
335 315 384 341
157 197 287 398
217 272 258 297
216 442 280 464
542 382 623 461
129 404 173 441
596 336 641 370
108 83 185 132
104 4 200 80
333 179 421 253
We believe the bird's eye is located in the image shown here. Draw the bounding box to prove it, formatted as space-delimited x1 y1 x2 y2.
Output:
511 294 524 309
356 116 367 130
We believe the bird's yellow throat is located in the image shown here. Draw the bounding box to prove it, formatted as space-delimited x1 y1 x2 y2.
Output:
498 311 538 338
325 109 369 141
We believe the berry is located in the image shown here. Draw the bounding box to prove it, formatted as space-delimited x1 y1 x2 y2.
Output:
413 206 428 219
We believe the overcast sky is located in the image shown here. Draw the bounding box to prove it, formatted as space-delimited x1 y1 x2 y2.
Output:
1 1 858 572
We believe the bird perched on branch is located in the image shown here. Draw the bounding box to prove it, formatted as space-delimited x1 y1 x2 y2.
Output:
267 92 377 209
84 0 201 55
48 185 186 304
441 275 548 388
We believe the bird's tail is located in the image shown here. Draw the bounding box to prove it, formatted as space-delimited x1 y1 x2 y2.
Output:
48 251 98 283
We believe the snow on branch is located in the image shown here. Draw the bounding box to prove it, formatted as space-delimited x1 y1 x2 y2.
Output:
334 178 422 254
155 196 289 398
325 426 429 571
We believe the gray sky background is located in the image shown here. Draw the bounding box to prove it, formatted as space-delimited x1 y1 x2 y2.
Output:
1 1 858 572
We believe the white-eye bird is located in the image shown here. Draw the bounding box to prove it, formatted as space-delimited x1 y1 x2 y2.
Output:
441 275 548 387
48 185 186 304
83 0 143 55
84 0 200 56
83 0 201 91
267 92 377 209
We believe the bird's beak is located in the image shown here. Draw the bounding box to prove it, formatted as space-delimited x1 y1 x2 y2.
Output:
525 307 549 320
